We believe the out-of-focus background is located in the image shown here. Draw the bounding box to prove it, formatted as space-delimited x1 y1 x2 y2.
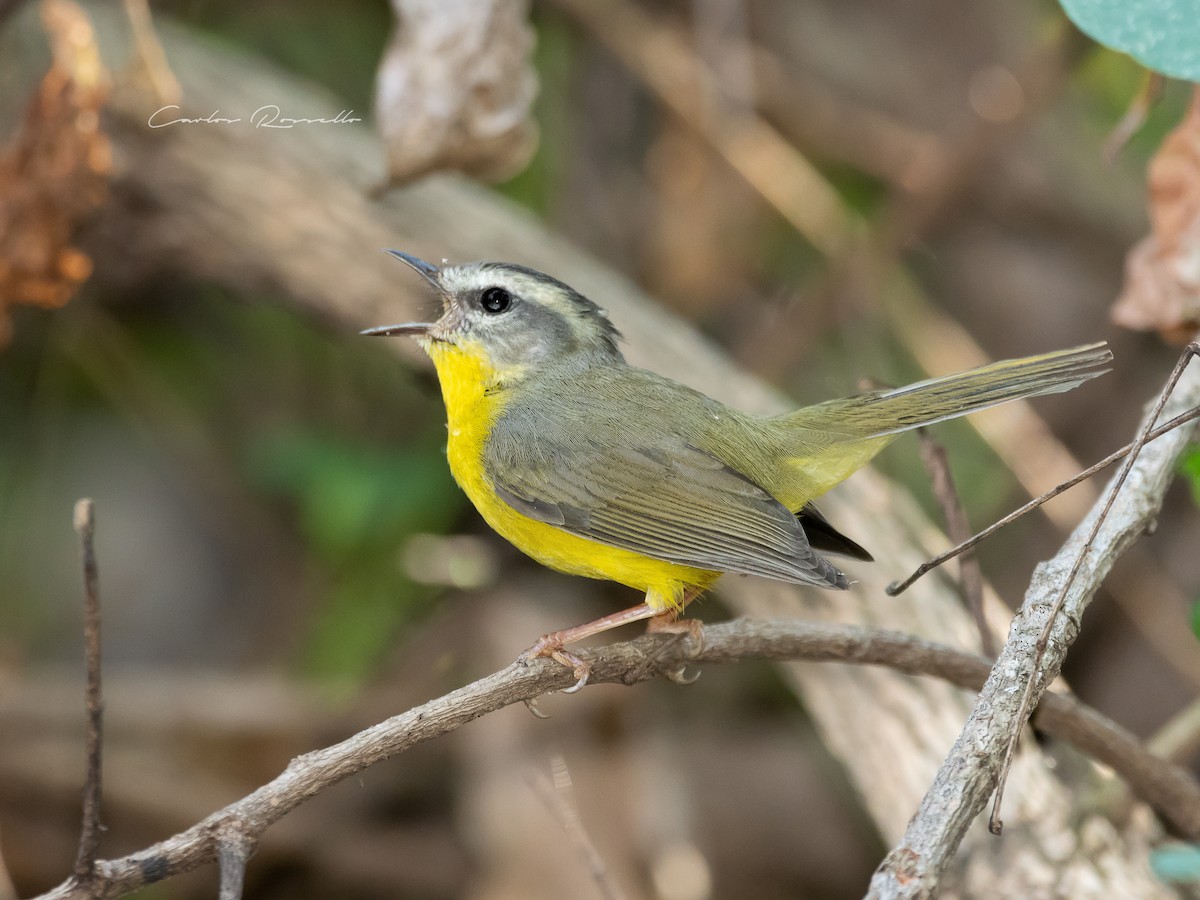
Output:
1 0 1198 897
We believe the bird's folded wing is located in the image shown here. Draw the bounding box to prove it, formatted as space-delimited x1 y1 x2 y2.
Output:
486 438 848 589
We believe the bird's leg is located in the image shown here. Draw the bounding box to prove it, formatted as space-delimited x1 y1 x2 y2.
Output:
645 587 704 640
523 589 707 693
644 589 706 683
522 601 663 693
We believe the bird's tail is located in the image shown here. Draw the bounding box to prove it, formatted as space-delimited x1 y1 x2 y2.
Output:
768 343 1111 505
783 342 1112 439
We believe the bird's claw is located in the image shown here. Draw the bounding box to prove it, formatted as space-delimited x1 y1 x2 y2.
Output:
646 616 706 656
521 636 592 695
559 666 590 693
664 665 701 686
523 697 551 719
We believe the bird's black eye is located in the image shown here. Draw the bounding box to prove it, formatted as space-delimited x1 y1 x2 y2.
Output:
480 287 512 314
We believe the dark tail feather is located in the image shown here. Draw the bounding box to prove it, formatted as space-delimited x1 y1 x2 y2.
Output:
797 503 873 561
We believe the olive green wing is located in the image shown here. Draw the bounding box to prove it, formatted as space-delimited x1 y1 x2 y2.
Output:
484 436 849 589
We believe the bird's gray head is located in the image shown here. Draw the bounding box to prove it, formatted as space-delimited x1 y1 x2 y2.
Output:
362 252 624 374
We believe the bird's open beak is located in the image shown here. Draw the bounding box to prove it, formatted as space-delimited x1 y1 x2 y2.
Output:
385 249 441 285
361 250 444 337
360 322 432 336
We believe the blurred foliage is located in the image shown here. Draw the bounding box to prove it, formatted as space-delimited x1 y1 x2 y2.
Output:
1186 450 1200 638
245 427 460 684
0 281 464 683
1072 47 1193 153
166 0 393 111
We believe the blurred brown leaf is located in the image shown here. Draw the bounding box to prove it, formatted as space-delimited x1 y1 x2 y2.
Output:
1112 86 1200 344
0 0 111 346
374 0 538 186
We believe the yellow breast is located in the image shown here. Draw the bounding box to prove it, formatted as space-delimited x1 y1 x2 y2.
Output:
425 339 717 611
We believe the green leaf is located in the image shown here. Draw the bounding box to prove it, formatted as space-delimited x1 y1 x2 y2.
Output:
1151 843 1200 883
1060 0 1200 82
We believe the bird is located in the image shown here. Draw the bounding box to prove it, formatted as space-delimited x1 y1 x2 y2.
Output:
364 251 1111 690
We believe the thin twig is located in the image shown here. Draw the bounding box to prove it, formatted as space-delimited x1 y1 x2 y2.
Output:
217 827 253 900
990 342 1199 834
1103 72 1164 163
888 403 1200 596
914 430 994 657
34 619 1200 900
72 499 104 882
528 755 629 900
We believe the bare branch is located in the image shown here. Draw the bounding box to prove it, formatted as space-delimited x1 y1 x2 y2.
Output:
71 498 104 883
991 341 1199 833
216 826 253 900
33 618 1200 900
869 348 1200 898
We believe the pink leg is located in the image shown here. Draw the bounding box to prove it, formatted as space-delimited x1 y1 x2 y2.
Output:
524 588 706 693
523 602 661 693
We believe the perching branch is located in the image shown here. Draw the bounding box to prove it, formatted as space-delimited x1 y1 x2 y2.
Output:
215 826 253 900
34 618 1200 900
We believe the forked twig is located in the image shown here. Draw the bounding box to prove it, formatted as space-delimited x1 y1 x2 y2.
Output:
989 341 1199 834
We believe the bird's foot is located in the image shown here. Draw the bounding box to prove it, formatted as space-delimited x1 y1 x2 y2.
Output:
645 614 705 653
642 615 705 685
518 602 664 697
521 635 591 694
